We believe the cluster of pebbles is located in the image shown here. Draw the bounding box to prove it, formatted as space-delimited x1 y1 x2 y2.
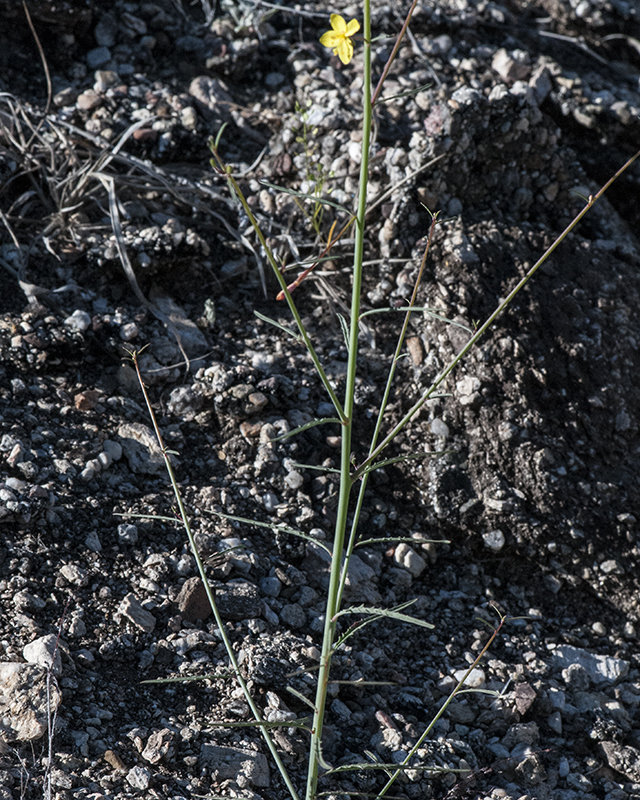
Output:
1 0 640 799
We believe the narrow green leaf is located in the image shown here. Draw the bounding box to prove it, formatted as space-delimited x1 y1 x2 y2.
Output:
375 82 432 105
286 686 317 711
334 601 435 630
116 512 180 523
337 313 350 349
328 679 397 687
333 617 378 650
254 311 302 342
360 450 449 475
455 688 501 697
332 601 433 650
208 718 311 730
317 792 407 799
141 672 231 685
260 180 352 214
322 760 451 776
356 536 449 547
205 510 332 556
288 462 341 474
268 417 341 442
213 122 228 149
281 253 336 272
359 305 473 334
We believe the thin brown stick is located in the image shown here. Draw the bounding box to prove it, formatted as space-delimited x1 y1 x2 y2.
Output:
22 1 52 115
371 0 419 106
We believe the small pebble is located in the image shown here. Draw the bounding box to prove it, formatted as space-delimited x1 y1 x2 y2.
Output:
279 603 306 629
393 543 427 577
118 523 139 544
64 310 92 332
120 322 139 341
483 529 505 552
86 46 112 69
126 766 151 790
23 634 62 675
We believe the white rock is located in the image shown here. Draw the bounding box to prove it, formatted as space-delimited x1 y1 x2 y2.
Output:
482 529 505 552
394 543 427 577
118 594 156 633
102 439 122 461
431 418 449 437
60 564 89 586
126 765 151 789
23 634 62 675
452 667 485 688
142 728 174 764
117 422 165 474
0 662 61 740
200 744 270 787
64 310 92 332
554 644 629 683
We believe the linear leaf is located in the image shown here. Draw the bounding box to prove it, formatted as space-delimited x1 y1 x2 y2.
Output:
260 180 352 214
254 311 302 342
337 313 350 349
360 450 448 475
321 760 451 776
317 793 407 799
332 601 433 650
268 416 341 442
328 679 397 687
334 602 434 630
286 686 317 711
208 718 311 730
116 512 180 523
288 462 341 474
359 306 473 333
333 617 380 649
205 510 332 556
356 536 449 548
375 83 432 105
141 672 231 684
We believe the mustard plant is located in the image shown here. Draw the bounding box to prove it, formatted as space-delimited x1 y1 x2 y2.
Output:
130 0 640 797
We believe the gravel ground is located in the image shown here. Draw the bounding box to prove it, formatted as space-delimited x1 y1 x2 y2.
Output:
1 1 640 799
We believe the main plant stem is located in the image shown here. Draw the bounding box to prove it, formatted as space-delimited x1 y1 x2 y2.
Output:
305 4 372 798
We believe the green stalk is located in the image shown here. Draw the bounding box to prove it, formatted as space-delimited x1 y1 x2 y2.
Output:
371 0 419 106
129 351 300 800
209 148 346 423
336 214 438 605
353 147 640 481
305 4 372 798
376 613 507 799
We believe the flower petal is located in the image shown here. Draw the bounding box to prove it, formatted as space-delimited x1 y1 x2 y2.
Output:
329 13 347 34
336 37 353 65
320 31 341 47
345 19 360 36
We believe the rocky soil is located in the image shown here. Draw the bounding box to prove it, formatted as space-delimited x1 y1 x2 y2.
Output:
1 0 640 799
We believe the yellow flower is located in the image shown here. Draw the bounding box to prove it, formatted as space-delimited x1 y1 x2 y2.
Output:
319 14 360 65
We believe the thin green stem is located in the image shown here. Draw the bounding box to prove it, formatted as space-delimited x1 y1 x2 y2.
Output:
338 214 437 607
129 350 300 800
371 0 419 106
353 147 640 481
209 148 346 423
376 613 507 799
305 4 372 798
365 212 437 458
337 214 437 605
